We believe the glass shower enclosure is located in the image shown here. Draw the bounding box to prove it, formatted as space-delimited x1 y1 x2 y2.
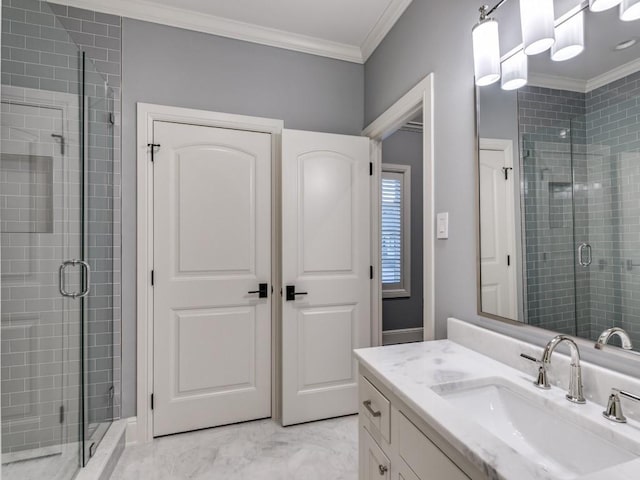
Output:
520 80 640 349
1 1 118 479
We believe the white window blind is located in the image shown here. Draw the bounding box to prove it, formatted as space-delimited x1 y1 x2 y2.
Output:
381 165 411 298
381 175 402 284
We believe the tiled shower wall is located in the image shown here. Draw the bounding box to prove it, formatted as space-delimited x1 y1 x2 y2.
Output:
1 0 121 452
585 71 640 347
519 72 640 347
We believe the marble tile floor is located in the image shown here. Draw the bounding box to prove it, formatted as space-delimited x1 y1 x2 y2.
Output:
110 415 358 480
2 446 79 480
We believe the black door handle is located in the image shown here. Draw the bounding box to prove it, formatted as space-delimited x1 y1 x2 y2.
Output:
286 285 308 301
248 283 268 298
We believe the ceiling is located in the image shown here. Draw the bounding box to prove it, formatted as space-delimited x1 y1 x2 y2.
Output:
529 7 640 90
52 0 414 63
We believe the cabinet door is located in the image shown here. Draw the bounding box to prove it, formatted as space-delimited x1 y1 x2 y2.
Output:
361 426 391 480
397 412 469 480
398 459 420 480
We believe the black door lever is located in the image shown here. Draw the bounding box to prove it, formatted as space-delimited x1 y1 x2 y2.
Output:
286 285 308 301
248 283 268 298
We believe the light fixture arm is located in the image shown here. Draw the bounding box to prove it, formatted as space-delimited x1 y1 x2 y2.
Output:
480 0 513 20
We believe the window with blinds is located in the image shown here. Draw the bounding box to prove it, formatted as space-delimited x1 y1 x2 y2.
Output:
381 165 411 298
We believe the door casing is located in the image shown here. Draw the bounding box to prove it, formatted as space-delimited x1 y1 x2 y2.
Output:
134 95 429 441
362 74 436 344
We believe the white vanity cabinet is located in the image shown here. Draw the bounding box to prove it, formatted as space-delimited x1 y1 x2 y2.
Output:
358 367 482 480
361 425 391 480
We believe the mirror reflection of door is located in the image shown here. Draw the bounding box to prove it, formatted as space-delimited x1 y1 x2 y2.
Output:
479 139 518 319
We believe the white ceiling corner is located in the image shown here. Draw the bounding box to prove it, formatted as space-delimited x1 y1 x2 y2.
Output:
360 0 413 61
51 0 413 64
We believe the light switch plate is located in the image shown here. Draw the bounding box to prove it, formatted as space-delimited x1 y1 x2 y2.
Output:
437 212 449 239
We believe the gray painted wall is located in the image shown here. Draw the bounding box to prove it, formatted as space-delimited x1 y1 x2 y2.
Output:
365 0 491 341
382 128 423 331
121 18 364 416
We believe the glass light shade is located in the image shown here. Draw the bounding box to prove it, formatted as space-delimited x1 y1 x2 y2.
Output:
472 18 501 86
501 50 528 90
590 0 623 12
551 12 585 62
520 0 556 55
620 0 640 20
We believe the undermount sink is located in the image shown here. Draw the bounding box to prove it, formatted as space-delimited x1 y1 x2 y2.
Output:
432 378 639 479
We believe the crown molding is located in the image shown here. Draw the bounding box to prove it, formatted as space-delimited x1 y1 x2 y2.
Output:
528 72 587 93
52 0 365 63
529 56 640 94
360 0 413 61
586 57 640 92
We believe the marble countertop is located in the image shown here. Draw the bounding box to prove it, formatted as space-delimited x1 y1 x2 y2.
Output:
354 340 640 480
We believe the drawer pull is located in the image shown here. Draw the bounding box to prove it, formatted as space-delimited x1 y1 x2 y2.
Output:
378 464 388 475
363 400 382 417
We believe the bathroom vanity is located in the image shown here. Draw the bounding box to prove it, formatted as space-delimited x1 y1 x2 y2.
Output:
355 319 640 480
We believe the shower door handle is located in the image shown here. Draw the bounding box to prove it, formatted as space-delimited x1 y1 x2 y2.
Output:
578 243 592 267
59 260 91 298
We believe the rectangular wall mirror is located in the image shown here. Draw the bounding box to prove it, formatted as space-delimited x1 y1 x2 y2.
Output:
476 5 640 353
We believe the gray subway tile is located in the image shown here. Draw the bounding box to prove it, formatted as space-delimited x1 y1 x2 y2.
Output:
67 6 94 21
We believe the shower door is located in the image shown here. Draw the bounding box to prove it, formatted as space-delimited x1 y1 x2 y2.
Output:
0 85 85 480
520 118 582 336
521 114 609 341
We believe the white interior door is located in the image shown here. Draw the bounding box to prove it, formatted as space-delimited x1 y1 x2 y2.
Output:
153 121 271 437
479 140 517 318
281 128 371 426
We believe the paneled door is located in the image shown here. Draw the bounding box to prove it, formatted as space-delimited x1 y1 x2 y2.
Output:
281 129 371 426
479 140 517 319
152 121 271 436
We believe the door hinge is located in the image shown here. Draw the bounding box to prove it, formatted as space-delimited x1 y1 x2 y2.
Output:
151 270 154 286
370 265 374 280
151 393 154 410
507 255 511 266
59 405 64 424
502 167 513 180
369 162 373 176
148 143 160 162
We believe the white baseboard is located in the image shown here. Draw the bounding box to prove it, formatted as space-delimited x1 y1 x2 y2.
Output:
382 327 424 345
125 417 138 445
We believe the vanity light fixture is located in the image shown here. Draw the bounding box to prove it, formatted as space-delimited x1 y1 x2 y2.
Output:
520 0 556 55
589 0 623 12
501 50 528 90
551 11 585 61
472 6 501 86
620 0 640 20
473 0 640 89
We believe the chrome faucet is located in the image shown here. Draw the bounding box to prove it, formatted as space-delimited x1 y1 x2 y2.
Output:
595 327 633 350
542 335 586 404
521 334 586 404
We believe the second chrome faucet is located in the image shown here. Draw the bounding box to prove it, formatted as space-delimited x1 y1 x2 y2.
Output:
521 334 586 404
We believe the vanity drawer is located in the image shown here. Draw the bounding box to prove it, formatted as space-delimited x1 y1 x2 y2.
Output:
359 375 391 442
397 411 469 480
